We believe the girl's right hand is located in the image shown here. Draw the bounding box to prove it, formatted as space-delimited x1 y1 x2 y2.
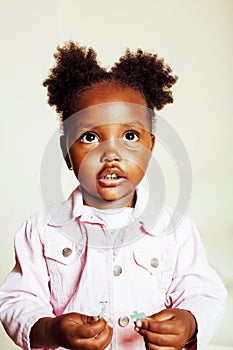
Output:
51 312 113 350
30 312 113 350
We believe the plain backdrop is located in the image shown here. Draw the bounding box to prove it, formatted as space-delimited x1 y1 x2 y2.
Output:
0 1 232 349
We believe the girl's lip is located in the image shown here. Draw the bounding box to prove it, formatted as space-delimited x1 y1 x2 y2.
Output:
97 166 126 180
97 166 126 187
97 177 126 187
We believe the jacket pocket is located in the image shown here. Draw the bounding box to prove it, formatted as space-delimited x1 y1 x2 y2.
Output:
43 231 85 307
133 243 177 291
44 234 77 265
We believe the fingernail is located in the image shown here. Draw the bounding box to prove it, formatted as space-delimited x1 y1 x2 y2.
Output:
136 320 142 327
87 316 97 323
108 321 113 328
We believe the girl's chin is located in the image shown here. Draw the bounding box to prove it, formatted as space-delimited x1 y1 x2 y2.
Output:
82 186 135 208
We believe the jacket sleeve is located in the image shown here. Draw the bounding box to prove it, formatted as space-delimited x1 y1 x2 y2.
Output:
0 218 55 350
165 217 228 350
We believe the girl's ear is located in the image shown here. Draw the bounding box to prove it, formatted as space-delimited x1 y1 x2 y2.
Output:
60 135 73 170
150 134 156 153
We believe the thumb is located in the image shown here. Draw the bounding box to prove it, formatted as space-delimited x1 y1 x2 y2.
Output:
75 318 107 338
135 309 174 330
150 309 174 322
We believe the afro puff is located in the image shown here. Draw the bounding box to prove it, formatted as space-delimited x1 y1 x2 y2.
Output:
43 41 178 122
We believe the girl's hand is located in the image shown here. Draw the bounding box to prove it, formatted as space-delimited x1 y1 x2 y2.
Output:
134 308 197 350
30 312 113 350
52 312 113 349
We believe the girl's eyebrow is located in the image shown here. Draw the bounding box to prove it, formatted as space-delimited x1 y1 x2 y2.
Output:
121 121 146 129
74 121 147 131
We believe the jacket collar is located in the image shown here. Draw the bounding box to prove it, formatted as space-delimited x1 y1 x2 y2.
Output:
46 186 168 236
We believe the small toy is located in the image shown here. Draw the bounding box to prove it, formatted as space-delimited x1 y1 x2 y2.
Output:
98 304 107 319
130 310 146 321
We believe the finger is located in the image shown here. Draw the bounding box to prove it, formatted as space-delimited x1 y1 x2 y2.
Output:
139 309 176 330
136 318 179 335
150 310 174 322
80 314 99 324
74 318 108 338
74 321 113 349
86 315 99 324
145 344 176 350
139 329 178 347
98 321 113 349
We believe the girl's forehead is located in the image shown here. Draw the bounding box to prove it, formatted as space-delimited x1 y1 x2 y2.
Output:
71 81 147 112
65 102 152 132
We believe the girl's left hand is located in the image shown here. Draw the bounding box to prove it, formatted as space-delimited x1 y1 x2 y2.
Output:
134 308 197 350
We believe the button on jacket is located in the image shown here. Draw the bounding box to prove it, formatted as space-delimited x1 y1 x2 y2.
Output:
0 187 227 350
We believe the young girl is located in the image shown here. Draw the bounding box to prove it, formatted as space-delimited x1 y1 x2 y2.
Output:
0 42 227 350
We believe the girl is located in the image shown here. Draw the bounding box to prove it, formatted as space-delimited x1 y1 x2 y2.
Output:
0 42 227 350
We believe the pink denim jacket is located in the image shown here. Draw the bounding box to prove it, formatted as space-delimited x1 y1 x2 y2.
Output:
0 187 227 350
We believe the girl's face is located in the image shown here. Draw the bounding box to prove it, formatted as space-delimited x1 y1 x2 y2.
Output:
63 82 155 209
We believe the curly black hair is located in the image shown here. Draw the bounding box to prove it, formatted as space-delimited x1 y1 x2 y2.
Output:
43 41 178 122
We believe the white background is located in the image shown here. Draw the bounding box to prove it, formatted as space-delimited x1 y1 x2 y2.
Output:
0 1 232 348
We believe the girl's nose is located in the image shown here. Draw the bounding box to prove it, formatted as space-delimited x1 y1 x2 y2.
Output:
102 152 121 163
100 140 122 163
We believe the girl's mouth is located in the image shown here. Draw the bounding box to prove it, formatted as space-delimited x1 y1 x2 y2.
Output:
101 174 119 180
97 167 126 187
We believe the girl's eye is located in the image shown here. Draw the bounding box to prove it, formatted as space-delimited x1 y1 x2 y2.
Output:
80 132 99 143
122 131 139 142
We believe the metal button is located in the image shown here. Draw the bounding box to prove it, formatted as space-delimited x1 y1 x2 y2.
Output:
113 265 122 276
118 315 129 327
150 257 159 268
62 247 72 257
